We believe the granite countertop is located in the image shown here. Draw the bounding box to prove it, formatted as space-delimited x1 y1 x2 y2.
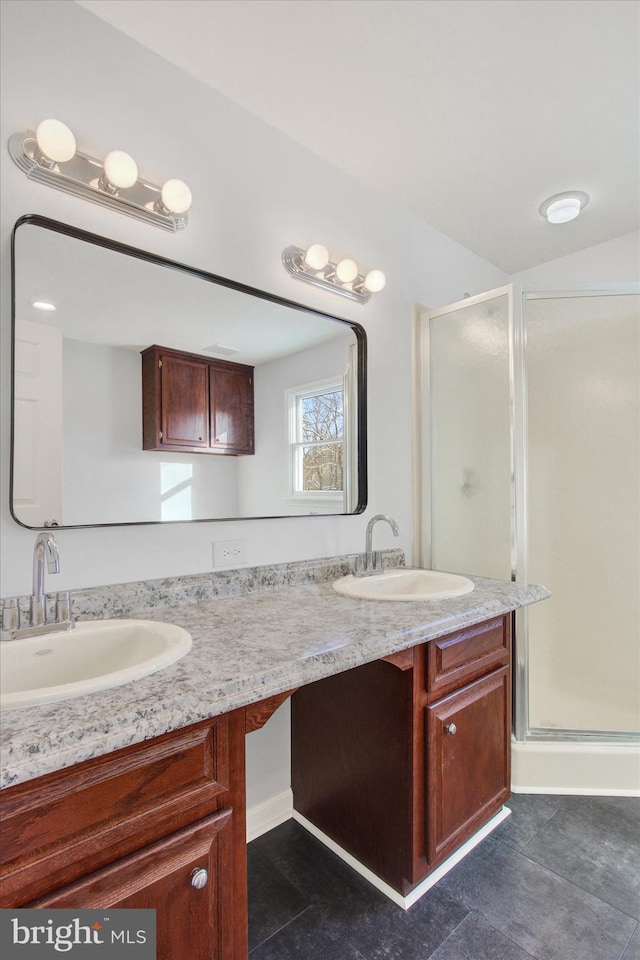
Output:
0 569 549 789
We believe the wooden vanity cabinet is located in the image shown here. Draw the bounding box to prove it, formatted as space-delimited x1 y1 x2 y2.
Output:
0 711 248 960
292 615 512 895
142 344 254 455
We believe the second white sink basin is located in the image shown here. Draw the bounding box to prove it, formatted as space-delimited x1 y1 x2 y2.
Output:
0 619 192 710
333 568 475 601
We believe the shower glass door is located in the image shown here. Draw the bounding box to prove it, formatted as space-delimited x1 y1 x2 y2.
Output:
425 287 515 581
419 285 639 742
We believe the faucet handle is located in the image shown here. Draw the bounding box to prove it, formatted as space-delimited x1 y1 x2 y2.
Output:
56 591 71 623
2 598 20 632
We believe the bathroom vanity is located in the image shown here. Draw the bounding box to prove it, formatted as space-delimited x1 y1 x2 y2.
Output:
293 614 511 896
0 561 549 959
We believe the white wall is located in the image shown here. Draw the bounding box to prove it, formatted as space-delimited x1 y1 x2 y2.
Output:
510 230 639 287
63 340 238 524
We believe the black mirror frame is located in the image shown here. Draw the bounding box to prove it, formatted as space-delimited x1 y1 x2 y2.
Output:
10 214 367 529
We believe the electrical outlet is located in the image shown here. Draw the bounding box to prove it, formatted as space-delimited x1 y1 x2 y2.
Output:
213 539 246 567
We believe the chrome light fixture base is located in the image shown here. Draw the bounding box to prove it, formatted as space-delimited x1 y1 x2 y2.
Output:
9 131 188 232
282 245 372 304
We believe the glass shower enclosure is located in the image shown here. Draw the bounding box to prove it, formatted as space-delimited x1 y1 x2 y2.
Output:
416 285 639 743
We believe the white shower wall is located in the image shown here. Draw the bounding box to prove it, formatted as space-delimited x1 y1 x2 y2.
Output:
526 293 640 734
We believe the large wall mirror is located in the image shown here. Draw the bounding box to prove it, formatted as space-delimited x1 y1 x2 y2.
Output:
11 216 367 528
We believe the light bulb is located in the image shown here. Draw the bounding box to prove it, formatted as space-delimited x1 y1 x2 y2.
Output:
103 150 138 189
363 269 386 293
32 301 56 312
336 258 358 283
304 243 329 270
35 119 76 164
161 179 192 214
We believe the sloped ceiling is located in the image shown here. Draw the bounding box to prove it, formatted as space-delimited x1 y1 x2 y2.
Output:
77 0 639 273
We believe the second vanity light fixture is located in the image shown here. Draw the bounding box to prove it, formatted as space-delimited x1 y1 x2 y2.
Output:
282 243 386 304
9 119 192 231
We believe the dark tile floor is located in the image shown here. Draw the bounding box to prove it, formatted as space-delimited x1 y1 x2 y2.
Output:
248 794 640 960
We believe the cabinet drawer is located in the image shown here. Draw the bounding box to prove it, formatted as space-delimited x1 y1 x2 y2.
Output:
425 616 510 701
30 810 234 960
0 717 231 906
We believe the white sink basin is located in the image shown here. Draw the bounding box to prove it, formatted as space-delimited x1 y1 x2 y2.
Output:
333 568 475 601
0 619 192 710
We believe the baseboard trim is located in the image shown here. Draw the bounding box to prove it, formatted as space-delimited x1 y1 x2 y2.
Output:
293 806 511 910
511 740 640 796
246 788 293 842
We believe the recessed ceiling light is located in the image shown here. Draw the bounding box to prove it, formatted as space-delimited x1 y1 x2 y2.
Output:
32 300 56 311
539 191 589 224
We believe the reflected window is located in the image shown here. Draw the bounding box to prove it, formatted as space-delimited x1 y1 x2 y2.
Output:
287 379 344 498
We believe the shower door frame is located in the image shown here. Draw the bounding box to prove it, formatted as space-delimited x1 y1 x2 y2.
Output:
413 282 639 745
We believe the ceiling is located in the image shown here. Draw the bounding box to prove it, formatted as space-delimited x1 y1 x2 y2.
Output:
77 0 639 274
16 221 351 365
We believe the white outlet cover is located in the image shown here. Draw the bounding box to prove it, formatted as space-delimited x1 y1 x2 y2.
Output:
213 540 246 567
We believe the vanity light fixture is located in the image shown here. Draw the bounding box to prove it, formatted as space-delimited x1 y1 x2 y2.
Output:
9 119 192 231
282 243 386 304
539 191 589 224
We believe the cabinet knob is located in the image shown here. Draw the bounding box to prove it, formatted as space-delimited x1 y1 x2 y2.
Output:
190 867 209 889
444 722 457 735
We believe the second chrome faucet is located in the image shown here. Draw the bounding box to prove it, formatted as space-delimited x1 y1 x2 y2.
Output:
354 514 400 577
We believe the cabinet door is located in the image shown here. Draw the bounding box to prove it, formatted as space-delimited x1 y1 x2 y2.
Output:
210 365 254 455
31 811 236 960
161 353 209 448
426 665 510 865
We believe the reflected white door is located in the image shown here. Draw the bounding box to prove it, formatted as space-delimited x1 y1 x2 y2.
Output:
13 319 63 526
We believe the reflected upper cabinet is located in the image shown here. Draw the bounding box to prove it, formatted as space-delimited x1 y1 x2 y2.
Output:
141 345 255 455
11 216 367 528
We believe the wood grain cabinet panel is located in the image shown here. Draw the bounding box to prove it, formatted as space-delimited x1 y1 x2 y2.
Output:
425 616 510 702
30 812 234 960
0 718 230 905
142 345 254 455
426 665 511 865
209 362 255 455
161 353 210 448
292 660 414 893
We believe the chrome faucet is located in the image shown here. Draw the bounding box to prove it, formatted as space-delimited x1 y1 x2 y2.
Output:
354 514 400 577
31 531 60 627
1 532 74 641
